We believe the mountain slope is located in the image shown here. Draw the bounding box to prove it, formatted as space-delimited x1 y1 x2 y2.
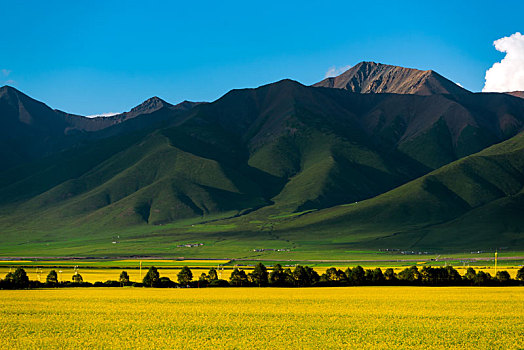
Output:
2 80 524 225
313 61 470 95
0 85 78 170
0 80 421 225
13 132 268 226
274 130 524 250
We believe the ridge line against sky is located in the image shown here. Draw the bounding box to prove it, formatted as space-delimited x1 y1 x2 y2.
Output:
1 1 523 116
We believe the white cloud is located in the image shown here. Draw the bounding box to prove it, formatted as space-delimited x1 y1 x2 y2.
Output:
483 32 524 92
85 112 120 118
1 69 14 86
324 65 351 79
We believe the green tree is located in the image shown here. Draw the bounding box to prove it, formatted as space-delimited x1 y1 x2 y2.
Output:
249 263 268 287
464 267 476 283
496 270 511 284
284 268 295 285
292 265 308 287
474 271 491 286
371 268 385 284
364 269 373 282
349 266 366 285
46 270 58 284
305 266 319 285
12 267 29 288
4 272 14 284
119 271 130 286
208 268 218 281
178 266 193 285
446 266 462 284
384 268 397 282
269 264 289 286
325 267 339 281
420 266 434 284
199 272 209 282
419 266 460 285
291 265 318 287
398 266 420 284
158 277 175 288
516 267 524 282
323 267 347 285
325 267 337 281
143 266 160 287
229 268 248 287
72 273 83 283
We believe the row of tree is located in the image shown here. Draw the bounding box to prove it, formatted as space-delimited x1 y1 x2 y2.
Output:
228 264 524 287
0 266 195 289
2 264 524 289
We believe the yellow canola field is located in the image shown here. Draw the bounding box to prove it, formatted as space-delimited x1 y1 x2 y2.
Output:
0 287 522 349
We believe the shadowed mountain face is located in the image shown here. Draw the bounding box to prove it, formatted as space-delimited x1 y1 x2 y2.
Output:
0 86 201 170
0 86 76 170
313 61 470 95
0 63 524 253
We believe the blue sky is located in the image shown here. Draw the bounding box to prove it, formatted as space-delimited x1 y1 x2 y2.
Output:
1 1 523 115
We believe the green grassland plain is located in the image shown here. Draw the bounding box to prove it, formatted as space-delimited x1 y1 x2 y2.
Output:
1 213 523 260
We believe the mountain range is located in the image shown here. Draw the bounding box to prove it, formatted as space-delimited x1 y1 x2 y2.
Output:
1 61 523 257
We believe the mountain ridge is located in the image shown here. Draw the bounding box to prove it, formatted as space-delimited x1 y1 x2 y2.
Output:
507 91 524 99
0 85 202 169
313 61 470 95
